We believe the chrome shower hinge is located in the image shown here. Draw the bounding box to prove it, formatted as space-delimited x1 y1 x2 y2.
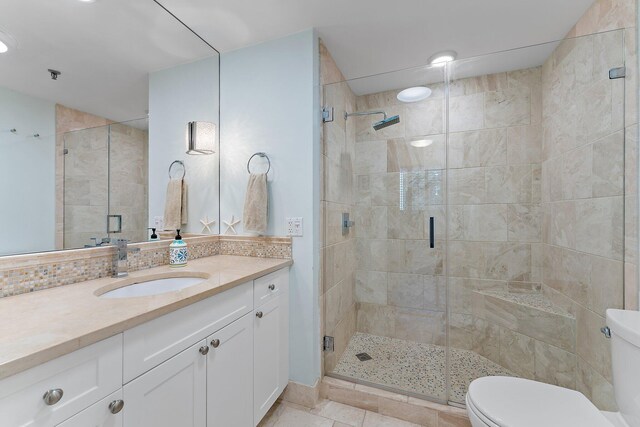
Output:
322 107 334 123
609 67 626 79
323 336 334 352
342 212 355 236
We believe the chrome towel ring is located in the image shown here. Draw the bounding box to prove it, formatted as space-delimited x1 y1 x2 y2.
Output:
247 152 271 175
168 160 186 179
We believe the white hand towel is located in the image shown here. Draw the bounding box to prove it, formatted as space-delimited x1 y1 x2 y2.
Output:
243 173 268 235
163 179 188 230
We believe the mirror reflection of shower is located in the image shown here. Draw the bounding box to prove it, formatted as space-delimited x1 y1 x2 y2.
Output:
344 110 400 130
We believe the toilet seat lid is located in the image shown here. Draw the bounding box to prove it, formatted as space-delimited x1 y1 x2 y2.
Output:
467 376 612 427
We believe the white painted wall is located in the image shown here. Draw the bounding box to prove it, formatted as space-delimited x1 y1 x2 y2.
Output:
220 29 321 386
0 87 56 255
148 56 220 235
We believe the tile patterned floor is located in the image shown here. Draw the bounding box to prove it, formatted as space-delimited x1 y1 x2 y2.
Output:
259 400 423 427
332 332 514 403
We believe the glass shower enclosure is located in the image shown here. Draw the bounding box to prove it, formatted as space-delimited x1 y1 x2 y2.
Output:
321 29 631 407
63 118 149 249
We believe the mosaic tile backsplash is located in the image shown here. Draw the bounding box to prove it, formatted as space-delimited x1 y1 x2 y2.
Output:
0 235 292 298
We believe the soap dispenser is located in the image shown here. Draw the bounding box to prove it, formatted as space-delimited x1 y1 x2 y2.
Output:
148 228 158 241
169 229 188 268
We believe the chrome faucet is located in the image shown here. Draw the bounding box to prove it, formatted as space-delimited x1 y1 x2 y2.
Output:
85 237 111 248
114 239 140 278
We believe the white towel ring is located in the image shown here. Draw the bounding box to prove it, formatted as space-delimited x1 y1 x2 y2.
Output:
247 152 271 175
168 160 186 179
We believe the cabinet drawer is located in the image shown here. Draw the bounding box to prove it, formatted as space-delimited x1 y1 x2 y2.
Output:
123 281 252 383
0 334 123 427
56 389 123 427
254 268 288 308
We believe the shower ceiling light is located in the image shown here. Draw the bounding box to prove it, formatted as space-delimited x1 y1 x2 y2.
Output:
397 86 432 103
0 30 17 54
410 139 433 148
429 50 457 67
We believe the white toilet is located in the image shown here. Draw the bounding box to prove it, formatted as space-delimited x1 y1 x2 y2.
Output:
466 309 640 427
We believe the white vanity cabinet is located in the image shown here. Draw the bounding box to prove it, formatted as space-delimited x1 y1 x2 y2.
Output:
0 266 290 427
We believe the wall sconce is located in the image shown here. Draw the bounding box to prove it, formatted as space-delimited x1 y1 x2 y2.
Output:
186 121 216 155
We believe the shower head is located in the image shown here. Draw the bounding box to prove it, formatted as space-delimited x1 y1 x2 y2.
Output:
373 115 400 130
344 110 401 131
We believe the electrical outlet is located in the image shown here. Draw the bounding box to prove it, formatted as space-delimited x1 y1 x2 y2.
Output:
154 216 164 229
286 217 303 236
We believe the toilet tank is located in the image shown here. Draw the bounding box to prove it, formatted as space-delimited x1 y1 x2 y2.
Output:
607 309 640 427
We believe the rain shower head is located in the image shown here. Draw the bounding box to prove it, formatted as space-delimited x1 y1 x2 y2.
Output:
344 110 401 131
373 115 400 130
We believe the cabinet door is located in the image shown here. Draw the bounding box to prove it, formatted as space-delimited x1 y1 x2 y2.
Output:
124 340 207 427
57 390 123 427
253 294 289 426
206 313 253 427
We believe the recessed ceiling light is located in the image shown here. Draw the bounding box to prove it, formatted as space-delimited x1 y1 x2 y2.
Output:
410 139 433 148
0 30 16 54
397 86 432 103
78 0 97 3
429 50 457 67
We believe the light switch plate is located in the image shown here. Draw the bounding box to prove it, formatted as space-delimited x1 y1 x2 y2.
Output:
286 217 303 236
154 216 164 229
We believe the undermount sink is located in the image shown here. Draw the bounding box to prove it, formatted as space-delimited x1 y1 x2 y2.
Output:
99 276 207 299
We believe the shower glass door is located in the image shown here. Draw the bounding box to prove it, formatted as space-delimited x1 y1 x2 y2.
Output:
63 125 109 249
445 29 628 406
321 63 450 403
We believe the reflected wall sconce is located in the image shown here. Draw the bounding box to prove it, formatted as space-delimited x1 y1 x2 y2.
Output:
186 121 216 155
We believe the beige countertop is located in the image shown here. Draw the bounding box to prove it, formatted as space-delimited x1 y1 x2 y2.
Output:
0 255 292 380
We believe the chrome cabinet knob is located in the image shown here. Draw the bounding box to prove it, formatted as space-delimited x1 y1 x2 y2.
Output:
256 311 263 318
199 345 210 355
268 284 275 291
108 399 124 414
211 339 220 348
43 388 64 406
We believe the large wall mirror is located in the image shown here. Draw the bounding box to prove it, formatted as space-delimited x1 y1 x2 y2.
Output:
0 0 220 256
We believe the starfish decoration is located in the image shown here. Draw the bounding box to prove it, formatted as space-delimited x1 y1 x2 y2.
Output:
199 216 216 234
223 215 241 235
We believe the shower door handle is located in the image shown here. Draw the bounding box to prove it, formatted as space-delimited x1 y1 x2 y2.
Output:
429 217 435 249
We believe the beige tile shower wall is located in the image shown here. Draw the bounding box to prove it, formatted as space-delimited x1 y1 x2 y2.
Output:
540 0 637 411
109 123 149 244
320 42 357 374
352 79 448 347
444 69 551 387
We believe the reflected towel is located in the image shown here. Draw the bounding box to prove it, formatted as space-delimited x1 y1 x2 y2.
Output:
243 173 268 235
163 179 188 230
